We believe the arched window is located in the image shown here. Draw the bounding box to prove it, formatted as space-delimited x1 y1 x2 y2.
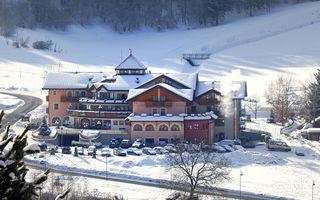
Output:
62 116 70 127
52 116 61 126
171 124 180 131
159 124 169 131
81 118 90 128
133 124 143 131
145 124 155 131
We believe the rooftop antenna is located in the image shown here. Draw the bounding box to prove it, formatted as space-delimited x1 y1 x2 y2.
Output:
129 48 132 55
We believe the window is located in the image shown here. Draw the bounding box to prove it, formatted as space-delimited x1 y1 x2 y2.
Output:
81 91 86 97
67 91 72 97
152 108 158 115
113 120 118 125
145 124 155 131
62 116 70 127
194 124 199 130
133 124 143 131
81 118 90 128
159 124 169 131
171 124 180 131
53 103 59 110
160 96 166 102
152 96 158 101
53 90 56 95
119 120 124 125
187 125 192 130
160 108 166 116
107 92 114 99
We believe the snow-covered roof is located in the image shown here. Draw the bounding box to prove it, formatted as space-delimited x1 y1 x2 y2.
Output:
42 72 108 89
115 54 147 70
195 81 221 97
126 115 184 122
127 83 194 102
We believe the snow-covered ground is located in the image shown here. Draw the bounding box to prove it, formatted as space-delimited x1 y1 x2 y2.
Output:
23 117 320 200
2 1 320 199
0 93 24 113
0 1 320 100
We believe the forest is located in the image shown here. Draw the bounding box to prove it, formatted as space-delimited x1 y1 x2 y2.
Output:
0 0 318 36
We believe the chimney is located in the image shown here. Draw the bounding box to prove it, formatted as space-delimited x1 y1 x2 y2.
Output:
211 81 215 89
129 48 132 55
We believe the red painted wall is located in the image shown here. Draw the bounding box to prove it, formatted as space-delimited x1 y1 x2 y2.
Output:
184 120 209 144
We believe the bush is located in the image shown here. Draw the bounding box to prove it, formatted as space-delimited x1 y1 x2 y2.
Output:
32 40 53 50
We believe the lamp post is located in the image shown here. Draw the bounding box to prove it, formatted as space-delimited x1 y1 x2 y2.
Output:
312 180 315 200
240 170 243 200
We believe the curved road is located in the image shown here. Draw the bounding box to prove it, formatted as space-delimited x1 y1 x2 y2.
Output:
0 91 43 132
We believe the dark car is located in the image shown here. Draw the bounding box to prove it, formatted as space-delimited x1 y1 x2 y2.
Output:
109 139 120 148
61 147 71 154
113 148 127 156
267 118 275 123
120 139 131 148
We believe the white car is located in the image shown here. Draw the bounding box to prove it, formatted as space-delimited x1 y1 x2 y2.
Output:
212 144 227 153
76 147 84 155
153 146 168 154
87 146 96 155
101 147 111 157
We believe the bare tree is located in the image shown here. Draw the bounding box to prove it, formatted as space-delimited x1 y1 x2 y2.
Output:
244 97 260 119
166 143 230 199
265 75 295 125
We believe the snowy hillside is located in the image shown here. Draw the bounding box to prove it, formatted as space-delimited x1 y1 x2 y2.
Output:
1 2 320 100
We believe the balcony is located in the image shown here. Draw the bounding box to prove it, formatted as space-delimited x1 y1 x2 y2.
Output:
145 101 172 107
67 109 131 118
60 96 79 102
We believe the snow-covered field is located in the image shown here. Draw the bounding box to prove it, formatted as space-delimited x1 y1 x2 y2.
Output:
0 93 24 113
2 1 320 199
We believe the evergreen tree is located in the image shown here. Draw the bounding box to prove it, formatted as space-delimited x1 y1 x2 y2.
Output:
37 116 51 136
0 110 50 199
301 69 320 125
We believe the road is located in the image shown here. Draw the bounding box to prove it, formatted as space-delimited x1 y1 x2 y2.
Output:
0 91 43 132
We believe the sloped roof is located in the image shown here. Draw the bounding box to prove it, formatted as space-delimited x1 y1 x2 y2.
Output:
195 81 221 98
42 72 108 89
115 54 147 70
127 83 194 102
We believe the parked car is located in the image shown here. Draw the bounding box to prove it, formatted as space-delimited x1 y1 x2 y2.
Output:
267 118 275 123
153 146 168 154
120 139 131 148
109 139 120 148
242 141 256 148
221 144 234 152
266 140 291 151
142 147 157 155
77 146 84 155
113 148 127 156
87 145 96 155
101 147 111 157
61 147 71 154
164 144 177 153
132 139 144 148
126 148 142 156
212 144 227 153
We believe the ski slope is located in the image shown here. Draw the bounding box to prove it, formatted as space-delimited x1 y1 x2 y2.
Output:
0 1 320 100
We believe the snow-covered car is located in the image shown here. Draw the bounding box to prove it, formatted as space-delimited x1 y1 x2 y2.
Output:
87 145 96 155
132 139 144 148
126 148 142 156
164 144 177 153
113 148 127 156
221 144 234 152
142 147 157 155
266 140 291 151
109 139 120 148
77 147 84 155
120 139 131 148
212 144 227 153
153 146 168 154
101 147 111 157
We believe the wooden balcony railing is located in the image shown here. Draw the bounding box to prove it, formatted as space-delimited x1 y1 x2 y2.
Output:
60 96 79 102
145 101 172 107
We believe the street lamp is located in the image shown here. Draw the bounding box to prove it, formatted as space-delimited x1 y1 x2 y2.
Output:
312 180 315 200
240 170 243 200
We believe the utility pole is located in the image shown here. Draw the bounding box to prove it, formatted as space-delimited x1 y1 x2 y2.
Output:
240 170 243 200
